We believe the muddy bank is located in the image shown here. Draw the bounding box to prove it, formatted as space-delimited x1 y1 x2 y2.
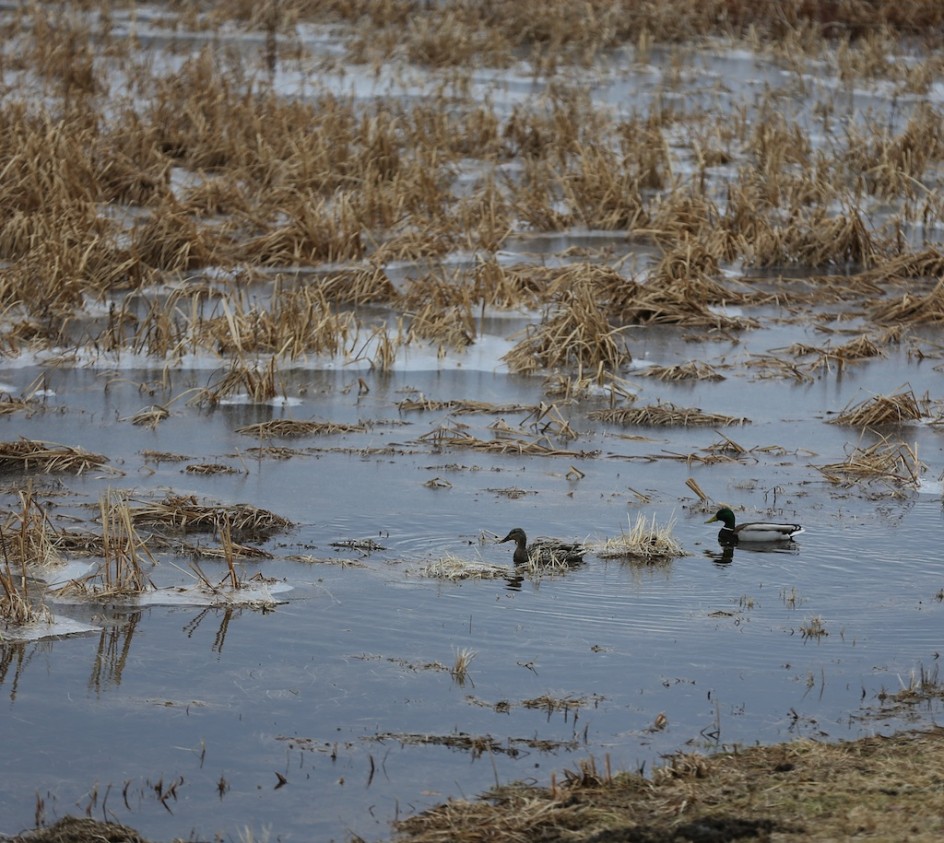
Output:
389 727 944 842
8 727 944 842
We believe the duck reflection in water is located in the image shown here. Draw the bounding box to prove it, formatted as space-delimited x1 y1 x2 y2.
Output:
705 540 801 566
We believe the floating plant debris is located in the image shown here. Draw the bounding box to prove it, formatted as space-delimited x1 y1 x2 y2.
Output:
589 403 749 427
815 437 924 492
828 387 927 427
236 419 367 438
128 494 293 537
329 538 386 552
0 440 111 475
418 422 596 458
396 397 536 414
636 361 726 381
184 463 240 475
420 556 508 580
127 405 170 429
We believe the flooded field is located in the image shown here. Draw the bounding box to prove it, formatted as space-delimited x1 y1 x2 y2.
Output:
1 3 944 841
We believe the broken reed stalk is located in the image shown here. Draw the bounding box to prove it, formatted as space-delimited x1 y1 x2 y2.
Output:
4 486 61 568
99 490 154 595
0 524 50 627
685 477 710 504
218 518 240 589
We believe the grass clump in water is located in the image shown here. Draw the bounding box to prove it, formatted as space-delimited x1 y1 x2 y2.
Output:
592 514 686 563
828 386 926 427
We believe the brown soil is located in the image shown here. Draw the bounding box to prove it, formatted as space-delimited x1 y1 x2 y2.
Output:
390 727 944 842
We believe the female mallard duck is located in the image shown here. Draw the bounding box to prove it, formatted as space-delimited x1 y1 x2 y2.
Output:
499 527 586 567
706 507 804 545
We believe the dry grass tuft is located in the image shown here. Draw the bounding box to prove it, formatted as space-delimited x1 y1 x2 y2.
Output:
129 494 292 539
829 387 926 427
1 487 62 570
592 514 686 563
871 277 944 325
796 333 888 375
800 616 828 639
189 358 285 407
0 440 111 475
54 490 154 598
522 694 602 714
0 491 55 626
748 207 885 269
127 405 170 429
184 463 240 476
815 436 924 491
502 275 630 374
450 647 476 685
421 556 508 580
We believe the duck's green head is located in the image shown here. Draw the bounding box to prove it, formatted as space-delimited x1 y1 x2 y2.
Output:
706 507 736 529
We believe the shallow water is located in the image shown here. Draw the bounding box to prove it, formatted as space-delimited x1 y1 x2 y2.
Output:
2 328 944 841
2 8 944 842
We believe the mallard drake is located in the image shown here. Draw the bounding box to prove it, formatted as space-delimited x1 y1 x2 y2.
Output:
706 507 804 545
499 527 586 567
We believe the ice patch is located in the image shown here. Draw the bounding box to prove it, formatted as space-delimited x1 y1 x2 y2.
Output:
2 615 100 642
50 581 292 608
916 477 944 496
31 561 98 586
